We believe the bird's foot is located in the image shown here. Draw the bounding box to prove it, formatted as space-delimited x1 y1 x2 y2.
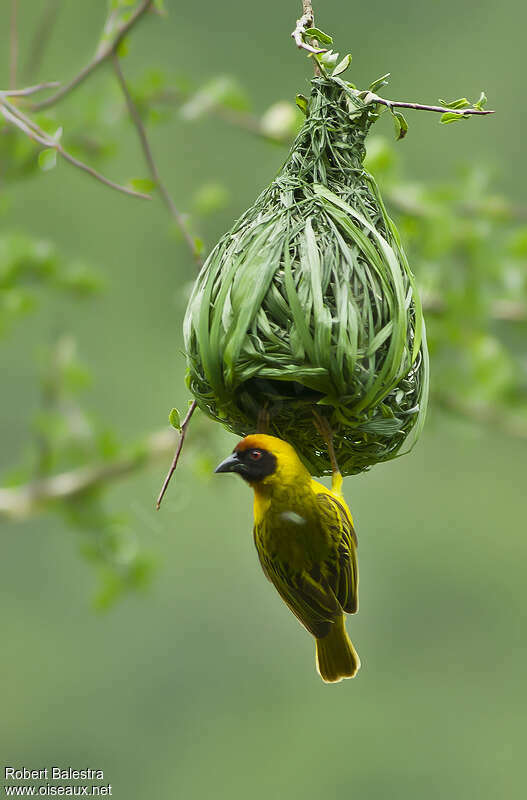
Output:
257 406 271 434
312 410 342 493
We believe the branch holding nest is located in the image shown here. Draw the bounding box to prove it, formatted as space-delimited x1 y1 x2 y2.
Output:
291 1 327 54
0 95 151 200
366 92 495 118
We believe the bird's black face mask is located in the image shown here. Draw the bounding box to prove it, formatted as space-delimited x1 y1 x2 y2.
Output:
214 448 277 483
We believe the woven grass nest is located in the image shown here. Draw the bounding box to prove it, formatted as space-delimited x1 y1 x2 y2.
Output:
184 73 429 476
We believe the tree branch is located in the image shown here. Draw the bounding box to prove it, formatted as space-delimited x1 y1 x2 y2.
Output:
366 92 494 117
0 82 60 97
31 0 153 111
112 54 203 266
0 429 178 521
0 96 151 200
291 1 327 54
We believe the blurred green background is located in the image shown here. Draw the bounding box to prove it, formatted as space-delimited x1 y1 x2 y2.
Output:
1 1 525 798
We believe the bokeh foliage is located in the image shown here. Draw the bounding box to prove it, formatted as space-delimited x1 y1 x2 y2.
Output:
0 2 525 798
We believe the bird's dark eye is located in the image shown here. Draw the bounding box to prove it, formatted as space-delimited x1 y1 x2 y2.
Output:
249 449 263 461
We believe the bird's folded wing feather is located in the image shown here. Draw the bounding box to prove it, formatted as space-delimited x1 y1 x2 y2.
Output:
255 542 340 638
315 492 359 614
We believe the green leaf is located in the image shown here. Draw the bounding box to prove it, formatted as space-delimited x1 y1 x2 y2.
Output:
474 91 488 110
332 54 352 77
169 408 181 430
38 148 57 171
154 0 167 13
438 97 471 110
318 50 339 69
296 94 308 115
392 111 408 140
440 111 468 124
368 73 390 93
128 177 156 193
304 27 333 45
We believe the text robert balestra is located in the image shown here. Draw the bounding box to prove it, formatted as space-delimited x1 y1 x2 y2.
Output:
5 769 105 781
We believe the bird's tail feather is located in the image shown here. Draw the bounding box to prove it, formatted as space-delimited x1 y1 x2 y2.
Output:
316 616 360 683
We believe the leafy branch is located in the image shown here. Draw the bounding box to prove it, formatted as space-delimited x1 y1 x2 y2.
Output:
2 1 203 255
0 88 151 199
1 2 158 201
294 16 494 137
363 90 493 121
30 0 154 111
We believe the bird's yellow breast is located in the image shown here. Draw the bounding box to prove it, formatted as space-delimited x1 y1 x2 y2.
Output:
253 481 335 570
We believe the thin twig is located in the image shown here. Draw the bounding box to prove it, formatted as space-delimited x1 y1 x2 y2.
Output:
291 1 327 54
156 401 198 510
23 0 62 82
111 55 203 265
366 92 494 117
10 0 19 89
31 0 153 111
0 98 151 200
0 81 60 97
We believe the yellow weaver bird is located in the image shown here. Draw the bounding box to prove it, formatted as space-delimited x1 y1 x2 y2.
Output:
215 432 360 683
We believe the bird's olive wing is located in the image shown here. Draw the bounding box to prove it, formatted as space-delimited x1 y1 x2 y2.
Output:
315 493 359 614
254 527 339 639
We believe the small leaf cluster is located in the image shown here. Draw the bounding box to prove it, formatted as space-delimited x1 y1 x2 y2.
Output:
301 26 490 139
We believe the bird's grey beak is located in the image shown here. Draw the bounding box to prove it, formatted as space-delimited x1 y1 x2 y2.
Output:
214 452 247 475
